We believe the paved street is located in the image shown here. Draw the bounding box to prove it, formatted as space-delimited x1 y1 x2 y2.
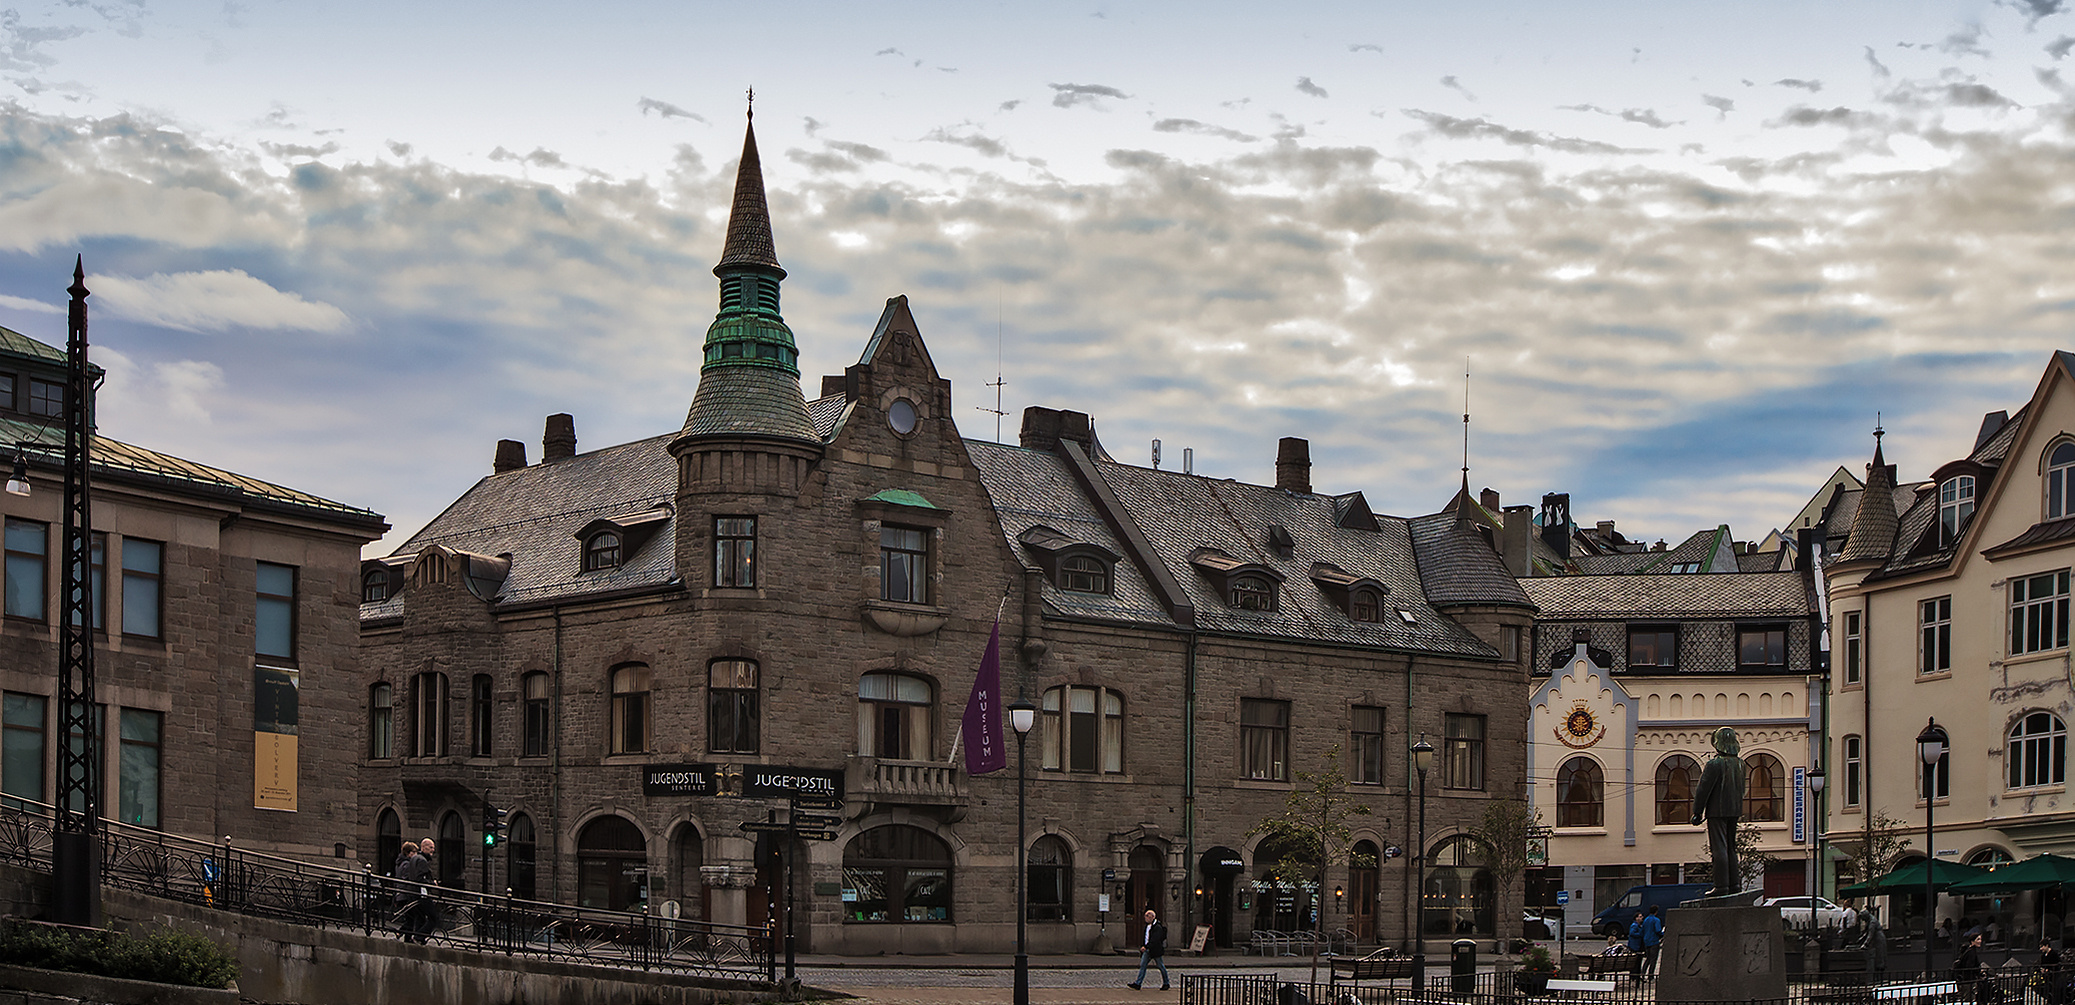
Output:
788 955 1369 1004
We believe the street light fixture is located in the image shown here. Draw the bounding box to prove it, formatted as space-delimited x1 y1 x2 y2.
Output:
1411 733 1436 990
1916 718 1948 975
1009 699 1036 1005
1805 765 1826 897
4 447 27 496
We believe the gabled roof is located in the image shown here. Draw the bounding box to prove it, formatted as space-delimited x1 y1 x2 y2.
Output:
1519 571 1812 619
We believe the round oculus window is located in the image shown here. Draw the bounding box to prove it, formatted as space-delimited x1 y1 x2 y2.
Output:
888 398 919 434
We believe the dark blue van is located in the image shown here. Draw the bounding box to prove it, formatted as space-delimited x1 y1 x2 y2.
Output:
1590 884 1711 936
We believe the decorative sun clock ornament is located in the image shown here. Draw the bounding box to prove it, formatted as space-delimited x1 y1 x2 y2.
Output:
1556 702 1606 749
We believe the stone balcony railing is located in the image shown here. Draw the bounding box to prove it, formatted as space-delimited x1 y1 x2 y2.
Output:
847 756 970 818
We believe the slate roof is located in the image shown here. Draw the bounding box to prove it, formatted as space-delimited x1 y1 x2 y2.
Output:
0 416 381 527
1407 513 1536 610
1857 402 2029 581
1572 551 1668 575
970 440 1518 657
1985 515 2075 557
1519 571 1812 619
363 433 678 617
807 393 850 440
715 118 781 275
679 366 818 442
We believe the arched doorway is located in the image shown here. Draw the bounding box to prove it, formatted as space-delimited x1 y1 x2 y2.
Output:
437 811 466 888
508 813 537 900
1254 833 1318 934
1425 835 1494 937
675 824 706 921
1198 846 1245 947
842 825 953 922
577 815 648 912
1350 840 1381 943
376 808 402 877
1125 845 1164 947
1028 835 1072 922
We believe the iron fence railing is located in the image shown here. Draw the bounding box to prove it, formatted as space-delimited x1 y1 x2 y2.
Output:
0 798 773 981
1184 966 2037 1005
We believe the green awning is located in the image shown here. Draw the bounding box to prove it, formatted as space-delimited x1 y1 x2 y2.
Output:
1838 859 1987 897
1945 853 2075 894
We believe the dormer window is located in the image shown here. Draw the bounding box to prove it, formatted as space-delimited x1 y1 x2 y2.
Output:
1309 562 1389 623
2050 441 2075 519
1349 589 1384 623
1231 574 1277 611
1940 475 1976 544
584 530 622 572
362 569 390 603
1060 554 1110 595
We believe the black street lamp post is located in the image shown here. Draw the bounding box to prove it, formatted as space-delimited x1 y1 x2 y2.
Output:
1010 699 1037 1005
1411 733 1435 990
1807 764 1826 973
50 260 98 928
1916 718 1948 976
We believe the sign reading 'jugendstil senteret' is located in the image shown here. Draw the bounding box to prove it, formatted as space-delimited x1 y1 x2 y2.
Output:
642 763 844 800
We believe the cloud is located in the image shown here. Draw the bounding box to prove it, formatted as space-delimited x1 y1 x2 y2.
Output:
1152 118 1259 142
1769 105 1875 127
0 10 86 70
1295 76 1328 98
1865 46 1891 77
2005 0 2066 25
260 141 340 160
1049 82 1130 109
93 271 351 334
1349 43 1381 54
2050 35 2075 58
1774 78 1824 91
154 360 228 422
1702 94 1735 116
636 98 704 122
488 146 567 169
386 141 412 157
0 293 59 315
1440 76 1477 101
923 127 1010 158
1402 109 1639 154
999 100 1022 112
1560 104 1677 128
1940 24 1991 58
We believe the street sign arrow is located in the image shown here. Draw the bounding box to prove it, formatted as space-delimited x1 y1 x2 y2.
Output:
792 813 843 828
796 829 839 841
790 797 844 811
739 821 795 834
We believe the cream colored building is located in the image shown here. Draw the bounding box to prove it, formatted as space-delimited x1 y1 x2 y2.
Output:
1521 572 1823 930
1823 351 2075 937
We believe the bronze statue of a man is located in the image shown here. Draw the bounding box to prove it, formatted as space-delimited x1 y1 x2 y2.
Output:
1690 726 1747 896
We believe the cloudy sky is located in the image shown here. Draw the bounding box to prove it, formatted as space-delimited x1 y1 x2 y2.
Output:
0 0 2068 552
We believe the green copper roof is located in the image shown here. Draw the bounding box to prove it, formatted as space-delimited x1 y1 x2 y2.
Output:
864 488 940 510
681 111 816 445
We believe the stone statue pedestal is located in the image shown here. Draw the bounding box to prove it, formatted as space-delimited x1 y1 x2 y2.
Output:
1659 892 1788 1005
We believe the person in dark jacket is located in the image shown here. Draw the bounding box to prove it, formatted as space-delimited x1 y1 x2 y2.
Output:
1641 905 1665 979
2035 938 2064 1005
393 840 434 943
1627 913 1645 953
1129 909 1169 991
1955 933 2000 1005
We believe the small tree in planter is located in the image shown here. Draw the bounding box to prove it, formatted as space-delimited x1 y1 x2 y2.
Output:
1517 945 1557 994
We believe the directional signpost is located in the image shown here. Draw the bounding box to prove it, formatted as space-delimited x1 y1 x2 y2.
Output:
792 813 842 830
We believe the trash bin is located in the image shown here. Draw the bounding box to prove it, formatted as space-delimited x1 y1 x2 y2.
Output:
1452 937 1477 993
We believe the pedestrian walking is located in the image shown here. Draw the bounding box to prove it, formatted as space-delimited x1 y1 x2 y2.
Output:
1128 909 1169 991
2034 939 2064 1005
1641 905 1665 979
1955 932 2000 1005
392 839 432 943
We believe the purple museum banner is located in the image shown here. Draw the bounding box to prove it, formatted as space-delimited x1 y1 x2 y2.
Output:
962 620 1007 775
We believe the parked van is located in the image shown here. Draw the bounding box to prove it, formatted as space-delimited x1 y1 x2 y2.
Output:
1590 884 1711 936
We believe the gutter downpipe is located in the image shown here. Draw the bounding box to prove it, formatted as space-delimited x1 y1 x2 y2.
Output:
552 605 565 901
1183 627 1198 939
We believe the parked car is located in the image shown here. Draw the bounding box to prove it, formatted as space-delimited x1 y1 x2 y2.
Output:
1522 911 1557 940
1591 884 1711 937
1760 895 1853 929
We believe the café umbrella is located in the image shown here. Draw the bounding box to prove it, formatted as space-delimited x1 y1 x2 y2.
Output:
1944 853 2075 894
1838 858 1987 897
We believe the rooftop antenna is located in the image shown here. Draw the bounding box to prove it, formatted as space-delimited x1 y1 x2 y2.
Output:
746 87 754 119
1461 358 1472 484
975 301 1007 441
1184 447 1194 475
1152 439 1162 469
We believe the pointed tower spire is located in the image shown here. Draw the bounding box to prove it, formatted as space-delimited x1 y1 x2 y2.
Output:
679 98 817 444
1839 423 1898 566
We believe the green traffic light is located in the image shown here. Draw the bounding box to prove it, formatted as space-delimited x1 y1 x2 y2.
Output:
483 833 496 846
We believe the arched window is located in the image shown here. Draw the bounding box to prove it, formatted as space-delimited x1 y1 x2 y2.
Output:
1423 835 1495 936
1254 832 1318 933
577 815 647 912
1655 754 1698 825
369 682 393 759
376 808 402 877
858 672 933 761
1041 685 1124 773
437 811 465 888
2050 442 2075 519
1556 757 1603 828
1060 554 1110 595
609 664 651 754
583 531 622 572
1349 840 1380 943
522 672 549 757
1349 588 1384 624
1231 575 1276 611
1744 753 1785 822
362 568 389 603
410 671 447 757
2009 711 2068 789
470 674 493 757
508 813 537 900
1027 835 1072 922
1940 475 1976 544
843 825 952 922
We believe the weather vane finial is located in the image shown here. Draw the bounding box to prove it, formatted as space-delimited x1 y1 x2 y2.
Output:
746 87 755 120
1874 412 1884 443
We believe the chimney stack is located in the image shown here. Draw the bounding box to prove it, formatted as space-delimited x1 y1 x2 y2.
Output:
543 413 577 462
1275 437 1311 494
1480 488 1501 511
1501 506 1534 577
1019 406 1097 454
493 439 528 473
1540 493 1572 562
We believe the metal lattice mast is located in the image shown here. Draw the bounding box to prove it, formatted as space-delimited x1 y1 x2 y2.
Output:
56 258 96 833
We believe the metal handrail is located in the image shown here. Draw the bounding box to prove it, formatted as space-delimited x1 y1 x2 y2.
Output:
0 797 773 980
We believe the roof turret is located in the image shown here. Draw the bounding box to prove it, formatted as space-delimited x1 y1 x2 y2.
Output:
680 103 816 444
1838 431 1898 566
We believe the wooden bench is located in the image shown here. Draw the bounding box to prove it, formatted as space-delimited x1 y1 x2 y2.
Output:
1543 978 1620 998
1580 953 1642 979
1330 955 1417 981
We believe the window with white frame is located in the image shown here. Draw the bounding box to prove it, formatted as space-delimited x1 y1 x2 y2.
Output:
858 672 933 761
2012 570 2072 656
2052 442 2075 519
1940 475 1977 544
2008 711 2067 789
1843 610 1862 685
1843 734 1862 808
1921 597 1952 673
1240 699 1290 781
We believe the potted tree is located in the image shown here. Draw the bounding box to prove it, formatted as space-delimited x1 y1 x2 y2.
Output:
1516 945 1557 995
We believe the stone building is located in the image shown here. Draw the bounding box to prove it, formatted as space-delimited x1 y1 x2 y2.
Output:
0 323 387 859
358 114 1534 955
1821 351 2075 938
